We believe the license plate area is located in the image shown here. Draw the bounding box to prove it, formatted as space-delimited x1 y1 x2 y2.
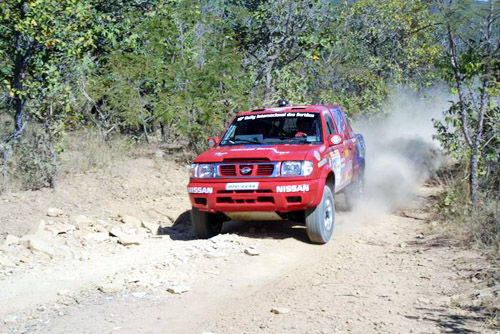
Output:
225 182 259 191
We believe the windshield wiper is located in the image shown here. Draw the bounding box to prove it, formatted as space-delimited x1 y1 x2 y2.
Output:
227 138 262 145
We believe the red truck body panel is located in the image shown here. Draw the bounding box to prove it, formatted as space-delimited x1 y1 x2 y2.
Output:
188 105 365 216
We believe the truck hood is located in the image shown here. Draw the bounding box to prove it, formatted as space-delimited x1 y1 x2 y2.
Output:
194 144 324 163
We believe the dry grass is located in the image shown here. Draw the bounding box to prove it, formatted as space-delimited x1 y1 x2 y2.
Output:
431 164 500 256
60 129 133 175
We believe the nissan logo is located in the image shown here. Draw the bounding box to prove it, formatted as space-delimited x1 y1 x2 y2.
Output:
241 166 252 175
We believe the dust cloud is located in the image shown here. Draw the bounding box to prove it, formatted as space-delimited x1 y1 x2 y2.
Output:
337 87 451 230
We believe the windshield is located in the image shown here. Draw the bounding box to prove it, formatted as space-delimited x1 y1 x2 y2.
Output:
220 112 323 146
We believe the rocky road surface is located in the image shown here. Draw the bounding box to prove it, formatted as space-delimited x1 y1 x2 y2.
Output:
0 181 497 334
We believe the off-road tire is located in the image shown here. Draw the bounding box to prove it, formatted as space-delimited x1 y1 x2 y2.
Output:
305 185 335 244
191 208 223 239
345 169 365 210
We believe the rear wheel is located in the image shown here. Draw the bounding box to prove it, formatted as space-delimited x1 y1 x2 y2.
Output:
345 169 364 210
191 208 223 239
305 185 335 244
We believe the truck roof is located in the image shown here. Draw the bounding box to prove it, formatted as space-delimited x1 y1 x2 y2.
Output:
236 104 340 117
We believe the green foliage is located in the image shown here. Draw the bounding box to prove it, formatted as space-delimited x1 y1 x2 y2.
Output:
433 0 499 197
85 0 252 151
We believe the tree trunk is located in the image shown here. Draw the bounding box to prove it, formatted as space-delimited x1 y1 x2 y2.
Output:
470 151 479 206
1 147 12 193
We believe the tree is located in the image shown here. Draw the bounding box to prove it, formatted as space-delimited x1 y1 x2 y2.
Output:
434 0 499 205
0 0 98 190
231 0 330 102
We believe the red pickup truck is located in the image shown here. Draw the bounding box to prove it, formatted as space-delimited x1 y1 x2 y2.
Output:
188 104 366 244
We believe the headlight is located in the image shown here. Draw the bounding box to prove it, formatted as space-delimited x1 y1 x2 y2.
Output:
190 163 215 178
281 161 314 176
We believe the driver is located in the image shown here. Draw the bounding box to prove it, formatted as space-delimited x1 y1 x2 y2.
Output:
295 117 314 137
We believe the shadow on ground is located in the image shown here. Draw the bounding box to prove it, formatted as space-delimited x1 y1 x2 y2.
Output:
158 210 314 243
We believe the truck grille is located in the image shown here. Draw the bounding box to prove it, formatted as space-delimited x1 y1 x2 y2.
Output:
218 162 276 177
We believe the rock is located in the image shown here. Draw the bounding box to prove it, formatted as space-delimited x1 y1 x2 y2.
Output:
3 315 18 325
20 235 55 258
244 247 260 256
29 220 47 235
4 235 20 246
84 232 110 243
109 227 141 246
141 221 159 235
154 150 165 158
270 307 290 314
0 256 16 268
417 297 430 305
57 289 72 297
120 215 142 228
166 285 190 294
94 220 112 232
71 215 93 227
98 282 123 294
47 207 64 217
131 291 147 298
205 251 226 259
399 242 407 248
47 222 75 235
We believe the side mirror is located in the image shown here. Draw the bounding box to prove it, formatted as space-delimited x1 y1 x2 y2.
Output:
328 134 343 146
207 137 220 148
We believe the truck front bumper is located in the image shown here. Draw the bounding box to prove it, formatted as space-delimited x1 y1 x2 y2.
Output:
187 179 323 214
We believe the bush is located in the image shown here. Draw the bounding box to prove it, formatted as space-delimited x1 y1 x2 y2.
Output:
9 127 59 191
435 164 500 255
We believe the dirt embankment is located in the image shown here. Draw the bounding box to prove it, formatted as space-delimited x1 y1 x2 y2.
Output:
0 152 497 334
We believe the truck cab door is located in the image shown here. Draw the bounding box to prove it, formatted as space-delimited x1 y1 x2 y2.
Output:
324 111 345 192
331 108 354 189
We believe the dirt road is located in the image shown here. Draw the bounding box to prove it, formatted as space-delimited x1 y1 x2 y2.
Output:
0 177 495 334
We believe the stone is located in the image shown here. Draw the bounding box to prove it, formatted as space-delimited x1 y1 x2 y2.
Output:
98 282 124 294
4 235 20 246
47 207 64 217
166 285 190 294
131 291 147 298
0 256 16 268
71 215 93 227
47 222 75 235
20 235 55 258
399 242 407 248
29 220 47 235
3 315 18 325
57 289 72 297
120 215 142 228
109 227 141 246
270 307 290 314
154 150 165 158
84 232 110 243
141 221 159 235
244 247 260 256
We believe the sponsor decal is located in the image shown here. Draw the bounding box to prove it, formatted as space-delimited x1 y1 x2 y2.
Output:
188 187 213 194
226 182 259 191
276 184 310 193
236 112 316 121
327 149 342 189
313 151 321 161
318 158 327 167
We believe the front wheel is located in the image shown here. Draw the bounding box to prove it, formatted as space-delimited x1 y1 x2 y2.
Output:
191 208 223 239
305 185 335 244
